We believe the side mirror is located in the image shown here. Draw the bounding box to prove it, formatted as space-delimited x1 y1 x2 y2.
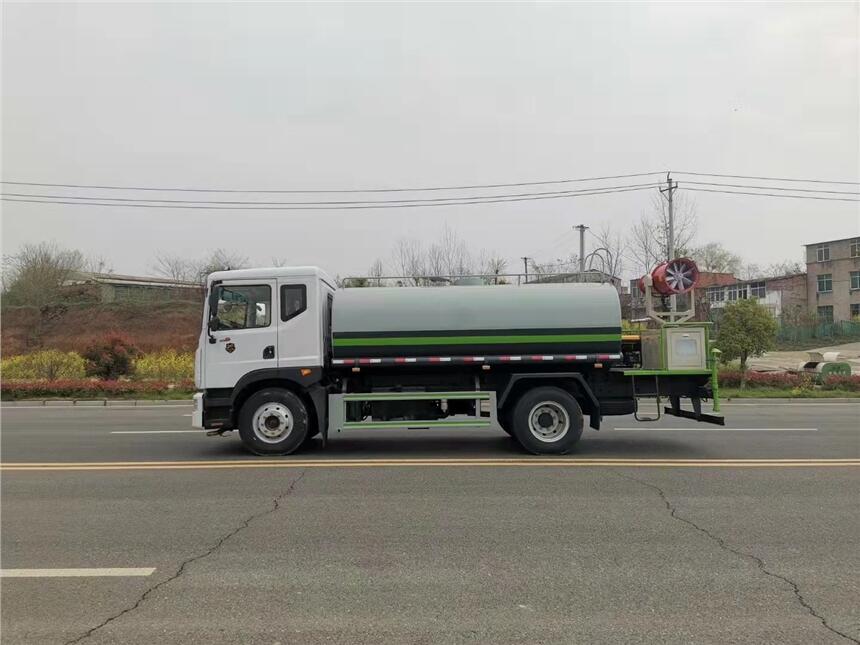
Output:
208 285 220 313
207 284 221 343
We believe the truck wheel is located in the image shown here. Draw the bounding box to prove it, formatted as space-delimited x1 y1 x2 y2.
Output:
511 386 583 455
238 389 309 455
498 408 514 436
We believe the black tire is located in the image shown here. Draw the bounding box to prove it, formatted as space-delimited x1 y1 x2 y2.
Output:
498 407 514 436
238 388 310 455
510 386 583 455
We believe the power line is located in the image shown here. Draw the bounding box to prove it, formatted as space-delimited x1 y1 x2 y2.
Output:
0 171 666 195
681 181 859 195
675 171 860 186
526 229 578 261
681 187 860 202
0 184 661 211
0 182 663 206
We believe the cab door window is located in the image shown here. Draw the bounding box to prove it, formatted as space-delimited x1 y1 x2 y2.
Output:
214 285 271 330
281 284 307 321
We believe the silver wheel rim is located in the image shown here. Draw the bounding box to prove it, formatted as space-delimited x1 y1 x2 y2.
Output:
252 402 293 444
528 401 569 443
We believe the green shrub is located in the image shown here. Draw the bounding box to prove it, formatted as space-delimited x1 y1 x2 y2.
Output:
820 375 860 392
82 333 139 380
0 350 86 380
134 350 194 381
1 379 196 400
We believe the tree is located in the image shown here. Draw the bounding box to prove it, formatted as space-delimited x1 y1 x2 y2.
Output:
479 254 508 284
152 253 195 282
368 259 386 287
716 299 778 388
425 225 473 277
529 255 578 278
628 191 698 275
193 249 249 283
589 223 625 279
392 238 427 286
690 242 742 274
341 277 370 288
153 249 248 284
2 242 86 308
739 260 804 280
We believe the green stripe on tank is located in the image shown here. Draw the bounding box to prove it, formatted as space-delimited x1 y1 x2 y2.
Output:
333 333 621 347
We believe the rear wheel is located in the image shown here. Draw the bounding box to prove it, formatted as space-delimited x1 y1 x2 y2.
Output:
238 388 309 455
498 407 514 436
510 386 583 455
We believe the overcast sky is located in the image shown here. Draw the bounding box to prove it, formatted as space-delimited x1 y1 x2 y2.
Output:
2 2 858 280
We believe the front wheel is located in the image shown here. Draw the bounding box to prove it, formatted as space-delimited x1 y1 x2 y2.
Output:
510 386 583 455
238 388 309 455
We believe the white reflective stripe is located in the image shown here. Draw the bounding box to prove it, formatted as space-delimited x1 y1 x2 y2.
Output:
439 357 451 362
405 358 417 363
576 355 588 360
1 568 156 578
332 359 345 365
542 355 554 360
472 357 484 361
369 358 382 364
509 356 522 361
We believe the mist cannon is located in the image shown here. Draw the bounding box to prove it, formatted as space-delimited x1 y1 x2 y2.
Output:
638 258 700 296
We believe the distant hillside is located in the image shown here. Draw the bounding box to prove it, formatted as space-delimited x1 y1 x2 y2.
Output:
2 302 202 356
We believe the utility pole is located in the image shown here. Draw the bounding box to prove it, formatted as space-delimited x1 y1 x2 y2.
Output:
574 225 588 275
659 172 678 310
521 257 531 284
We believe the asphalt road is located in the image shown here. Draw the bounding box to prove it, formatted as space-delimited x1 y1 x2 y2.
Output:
2 402 859 644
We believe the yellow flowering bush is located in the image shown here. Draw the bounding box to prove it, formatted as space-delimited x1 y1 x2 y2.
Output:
134 350 194 381
0 350 87 380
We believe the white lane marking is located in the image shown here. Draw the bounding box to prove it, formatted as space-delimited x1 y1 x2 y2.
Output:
1 568 156 578
110 430 200 434
612 426 820 431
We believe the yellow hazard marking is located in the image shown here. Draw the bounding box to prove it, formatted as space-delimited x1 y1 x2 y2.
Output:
1 458 858 472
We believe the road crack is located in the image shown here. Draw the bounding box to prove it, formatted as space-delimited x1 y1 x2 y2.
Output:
65 470 306 644
616 471 858 644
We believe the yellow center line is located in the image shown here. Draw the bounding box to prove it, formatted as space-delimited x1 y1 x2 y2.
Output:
1 458 858 471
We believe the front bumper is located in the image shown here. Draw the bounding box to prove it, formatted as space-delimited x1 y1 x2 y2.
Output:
192 392 204 429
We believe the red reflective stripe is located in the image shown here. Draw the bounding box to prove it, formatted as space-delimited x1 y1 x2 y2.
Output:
394 357 406 363
358 358 371 364
429 357 441 363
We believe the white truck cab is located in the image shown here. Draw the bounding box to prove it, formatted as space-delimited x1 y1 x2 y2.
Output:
192 267 335 432
197 266 336 388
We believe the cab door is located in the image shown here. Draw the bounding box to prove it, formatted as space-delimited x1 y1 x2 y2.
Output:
204 280 277 388
277 278 322 368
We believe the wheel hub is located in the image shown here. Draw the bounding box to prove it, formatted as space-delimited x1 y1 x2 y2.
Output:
252 403 293 443
528 401 570 443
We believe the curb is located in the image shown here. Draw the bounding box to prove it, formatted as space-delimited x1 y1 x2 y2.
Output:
1 399 193 407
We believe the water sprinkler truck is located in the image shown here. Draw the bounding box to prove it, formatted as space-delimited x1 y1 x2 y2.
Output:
192 258 723 455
